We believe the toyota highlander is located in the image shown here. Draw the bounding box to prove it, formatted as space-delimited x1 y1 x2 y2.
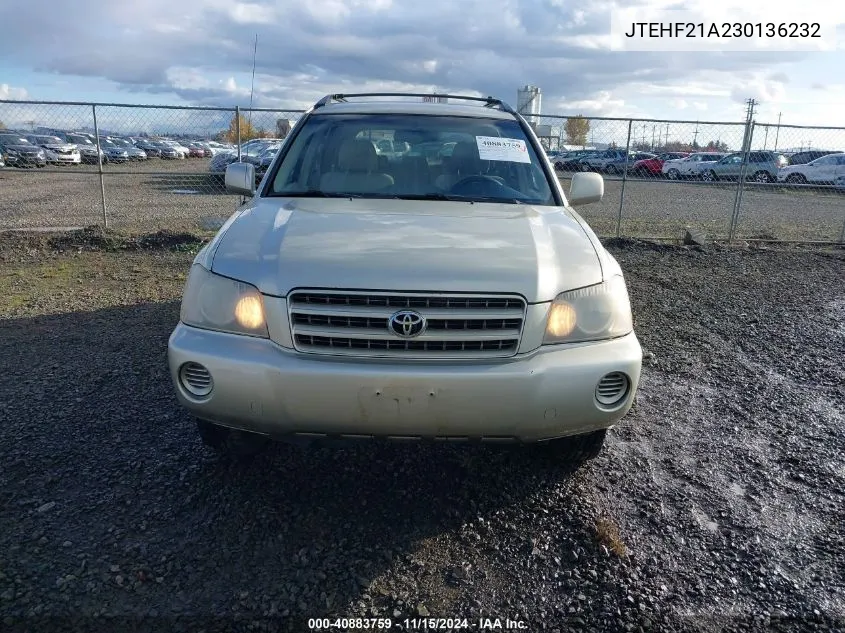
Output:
168 93 643 464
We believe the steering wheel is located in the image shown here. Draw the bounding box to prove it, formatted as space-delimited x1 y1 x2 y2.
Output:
449 174 505 193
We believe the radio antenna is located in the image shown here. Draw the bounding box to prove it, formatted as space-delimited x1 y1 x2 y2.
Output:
247 33 258 136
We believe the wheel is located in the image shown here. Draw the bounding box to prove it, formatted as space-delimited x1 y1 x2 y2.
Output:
752 170 773 183
606 165 619 175
195 419 269 459
785 173 807 184
702 170 717 182
580 163 592 172
554 162 564 171
666 168 680 180
533 429 607 467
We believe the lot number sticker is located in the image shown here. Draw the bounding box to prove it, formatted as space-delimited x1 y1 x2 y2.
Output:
476 136 532 163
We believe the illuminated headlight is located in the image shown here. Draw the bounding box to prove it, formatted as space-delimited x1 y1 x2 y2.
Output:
179 264 268 337
543 276 633 345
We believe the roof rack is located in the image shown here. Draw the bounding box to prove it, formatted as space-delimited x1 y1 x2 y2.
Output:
313 92 517 115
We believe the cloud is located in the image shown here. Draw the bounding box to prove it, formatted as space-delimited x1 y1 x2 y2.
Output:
0 84 29 100
0 0 841 123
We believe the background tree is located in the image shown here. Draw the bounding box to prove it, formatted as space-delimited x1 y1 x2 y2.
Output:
223 113 258 143
564 115 590 146
705 140 729 152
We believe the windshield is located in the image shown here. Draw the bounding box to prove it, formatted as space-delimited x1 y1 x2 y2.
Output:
36 136 63 144
67 135 92 145
268 113 555 205
0 135 32 145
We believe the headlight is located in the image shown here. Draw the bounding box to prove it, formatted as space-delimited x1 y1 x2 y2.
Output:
179 265 268 337
37 150 46 158
543 276 633 345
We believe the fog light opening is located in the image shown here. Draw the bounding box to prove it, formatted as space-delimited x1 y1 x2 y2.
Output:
595 372 630 407
179 362 213 398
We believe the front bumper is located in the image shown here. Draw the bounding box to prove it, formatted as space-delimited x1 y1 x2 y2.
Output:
168 324 642 443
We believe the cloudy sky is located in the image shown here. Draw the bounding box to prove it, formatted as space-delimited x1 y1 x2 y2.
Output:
1 0 844 138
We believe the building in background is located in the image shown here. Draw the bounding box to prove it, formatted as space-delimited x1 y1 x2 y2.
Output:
422 95 449 103
517 85 541 125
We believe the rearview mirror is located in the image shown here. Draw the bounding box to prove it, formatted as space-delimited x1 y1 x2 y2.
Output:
224 162 256 196
568 172 604 206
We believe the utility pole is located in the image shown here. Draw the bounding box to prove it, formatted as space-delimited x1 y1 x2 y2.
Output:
651 124 656 151
664 122 670 149
773 112 782 151
730 98 757 243
692 121 699 148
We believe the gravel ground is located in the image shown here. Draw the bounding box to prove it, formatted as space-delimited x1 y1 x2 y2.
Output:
1 160 844 242
0 229 843 633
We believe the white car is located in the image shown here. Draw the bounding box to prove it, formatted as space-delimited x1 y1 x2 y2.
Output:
167 92 643 465
27 134 81 165
777 153 845 185
661 152 727 179
160 140 189 159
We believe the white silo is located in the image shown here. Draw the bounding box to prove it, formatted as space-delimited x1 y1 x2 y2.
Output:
517 85 542 124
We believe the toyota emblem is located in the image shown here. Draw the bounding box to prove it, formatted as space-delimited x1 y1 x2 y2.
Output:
388 310 426 338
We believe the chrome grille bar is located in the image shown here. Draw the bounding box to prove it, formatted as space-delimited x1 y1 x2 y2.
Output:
289 290 527 359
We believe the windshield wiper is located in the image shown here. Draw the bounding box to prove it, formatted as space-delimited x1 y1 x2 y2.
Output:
269 190 362 198
391 193 464 201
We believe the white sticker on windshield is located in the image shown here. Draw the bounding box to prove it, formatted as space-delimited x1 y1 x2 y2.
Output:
476 136 532 163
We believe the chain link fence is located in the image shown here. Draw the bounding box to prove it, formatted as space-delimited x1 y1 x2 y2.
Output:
1 99 843 243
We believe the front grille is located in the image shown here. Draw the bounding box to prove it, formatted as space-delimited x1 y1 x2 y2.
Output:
289 291 527 359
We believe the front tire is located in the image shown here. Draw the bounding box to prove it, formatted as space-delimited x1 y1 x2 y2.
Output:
702 170 717 182
666 168 680 180
752 170 773 183
785 173 807 184
195 419 269 459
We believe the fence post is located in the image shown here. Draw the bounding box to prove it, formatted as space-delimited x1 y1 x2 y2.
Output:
839 209 845 245
729 120 755 242
616 119 634 237
92 104 108 229
236 105 242 162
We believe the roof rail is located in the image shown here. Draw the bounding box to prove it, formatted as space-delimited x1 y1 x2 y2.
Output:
312 92 517 115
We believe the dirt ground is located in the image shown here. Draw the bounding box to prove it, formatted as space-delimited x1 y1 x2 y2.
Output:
0 229 843 632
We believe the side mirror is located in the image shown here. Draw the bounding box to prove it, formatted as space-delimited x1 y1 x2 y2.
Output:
568 172 604 206
224 162 256 196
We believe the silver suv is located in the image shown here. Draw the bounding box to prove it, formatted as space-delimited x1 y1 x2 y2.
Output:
168 93 642 464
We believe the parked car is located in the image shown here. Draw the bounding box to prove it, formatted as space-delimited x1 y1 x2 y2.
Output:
157 140 189 159
151 142 182 159
26 135 81 165
186 143 207 158
252 145 282 180
133 139 163 158
108 138 147 160
777 152 845 185
579 149 631 172
208 139 278 176
0 148 5 168
97 138 131 163
0 134 47 168
630 152 690 178
552 150 592 171
661 152 728 180
786 150 838 166
62 132 106 164
168 92 642 464
700 151 788 183
603 152 657 175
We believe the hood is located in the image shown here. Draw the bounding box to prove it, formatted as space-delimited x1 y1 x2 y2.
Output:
209 198 603 303
41 143 76 151
4 144 41 152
